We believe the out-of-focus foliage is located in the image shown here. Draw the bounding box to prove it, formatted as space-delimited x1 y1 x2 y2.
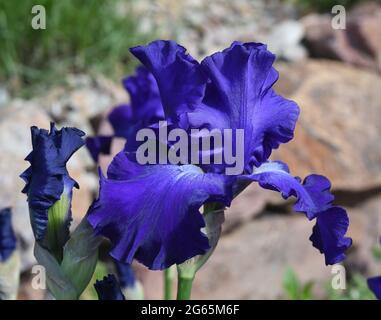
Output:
283 269 376 300
326 273 375 300
287 0 363 12
372 245 381 262
282 267 314 300
0 0 154 95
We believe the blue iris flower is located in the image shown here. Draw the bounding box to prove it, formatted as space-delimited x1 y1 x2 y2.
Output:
87 40 352 270
114 259 136 289
86 66 165 162
368 237 381 300
94 274 125 300
0 208 17 262
20 123 85 243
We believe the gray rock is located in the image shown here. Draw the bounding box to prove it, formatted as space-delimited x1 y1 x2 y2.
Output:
132 0 298 59
302 2 381 71
265 20 307 62
274 60 381 191
38 75 127 134
138 213 333 299
191 214 331 299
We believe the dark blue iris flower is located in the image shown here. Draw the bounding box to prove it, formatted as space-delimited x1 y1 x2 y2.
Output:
20 123 85 242
94 274 125 300
88 40 352 270
0 208 17 262
88 154 232 270
368 276 381 300
114 259 136 289
368 237 381 300
86 66 165 162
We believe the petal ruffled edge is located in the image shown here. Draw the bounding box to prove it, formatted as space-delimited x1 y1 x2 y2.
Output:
130 40 207 121
88 152 233 270
94 274 125 300
310 206 352 265
240 161 352 265
20 123 85 242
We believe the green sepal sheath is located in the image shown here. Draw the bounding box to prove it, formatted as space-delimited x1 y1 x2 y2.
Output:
35 218 101 300
177 204 225 299
43 179 75 262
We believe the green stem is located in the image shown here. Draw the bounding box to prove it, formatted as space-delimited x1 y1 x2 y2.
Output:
164 266 175 300
177 276 194 300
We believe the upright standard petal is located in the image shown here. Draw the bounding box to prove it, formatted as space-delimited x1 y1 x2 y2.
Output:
121 66 164 126
186 42 299 171
88 152 233 270
20 123 85 242
130 40 208 121
94 274 125 300
240 161 351 264
129 41 299 173
109 67 164 139
86 66 165 161
0 208 17 262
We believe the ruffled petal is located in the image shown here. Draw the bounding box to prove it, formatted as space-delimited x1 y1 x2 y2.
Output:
20 123 85 241
241 161 334 220
108 104 134 139
240 161 351 264
368 276 381 300
109 67 165 139
310 207 352 265
0 208 17 262
107 104 151 153
121 66 164 125
94 274 125 300
86 67 165 160
87 151 233 270
130 40 207 121
186 42 299 171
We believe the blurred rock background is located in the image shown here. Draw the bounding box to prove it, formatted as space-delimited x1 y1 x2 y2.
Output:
1 0 381 299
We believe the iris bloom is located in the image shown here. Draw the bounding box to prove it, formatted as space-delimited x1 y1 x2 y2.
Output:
114 259 144 299
86 66 164 162
367 237 381 299
88 40 352 270
20 123 85 249
94 274 125 300
114 260 137 289
0 208 16 262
